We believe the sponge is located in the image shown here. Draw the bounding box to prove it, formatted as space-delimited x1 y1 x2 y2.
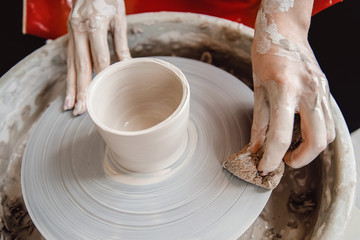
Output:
223 144 284 190
223 114 302 190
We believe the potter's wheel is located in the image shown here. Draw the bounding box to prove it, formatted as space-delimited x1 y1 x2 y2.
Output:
21 56 271 239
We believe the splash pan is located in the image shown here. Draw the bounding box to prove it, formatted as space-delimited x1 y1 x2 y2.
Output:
21 57 271 239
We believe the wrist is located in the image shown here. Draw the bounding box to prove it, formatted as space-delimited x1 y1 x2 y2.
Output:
253 0 313 51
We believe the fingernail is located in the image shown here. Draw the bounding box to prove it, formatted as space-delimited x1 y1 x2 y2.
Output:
259 170 270 176
73 101 86 116
63 95 75 111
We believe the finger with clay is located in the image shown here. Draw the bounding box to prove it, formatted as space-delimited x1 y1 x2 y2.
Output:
250 0 335 175
64 0 131 116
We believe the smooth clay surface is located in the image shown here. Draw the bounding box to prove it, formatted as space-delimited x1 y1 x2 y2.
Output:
87 58 190 173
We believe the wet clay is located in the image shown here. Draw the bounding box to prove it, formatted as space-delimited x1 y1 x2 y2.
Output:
239 159 321 240
0 39 67 239
87 58 190 173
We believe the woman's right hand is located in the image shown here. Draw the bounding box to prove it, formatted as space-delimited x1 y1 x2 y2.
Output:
250 0 335 175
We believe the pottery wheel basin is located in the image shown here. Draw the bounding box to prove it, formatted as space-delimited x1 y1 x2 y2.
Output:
0 12 356 240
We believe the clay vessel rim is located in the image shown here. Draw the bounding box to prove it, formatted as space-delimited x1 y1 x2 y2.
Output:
86 57 190 136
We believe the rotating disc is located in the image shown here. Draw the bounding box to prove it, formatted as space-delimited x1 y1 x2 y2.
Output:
21 57 271 239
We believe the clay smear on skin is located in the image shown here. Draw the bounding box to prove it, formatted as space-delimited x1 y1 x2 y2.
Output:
255 0 302 62
71 0 117 23
252 0 335 174
66 0 130 115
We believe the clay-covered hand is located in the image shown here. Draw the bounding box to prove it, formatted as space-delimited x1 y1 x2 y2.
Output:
64 0 131 116
250 0 335 175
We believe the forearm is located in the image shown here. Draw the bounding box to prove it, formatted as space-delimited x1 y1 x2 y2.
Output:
254 0 314 51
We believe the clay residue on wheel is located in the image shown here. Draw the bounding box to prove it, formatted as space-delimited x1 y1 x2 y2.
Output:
239 159 322 240
126 14 254 88
0 39 67 239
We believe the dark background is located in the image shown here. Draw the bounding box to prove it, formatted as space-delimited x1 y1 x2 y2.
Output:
1 0 359 132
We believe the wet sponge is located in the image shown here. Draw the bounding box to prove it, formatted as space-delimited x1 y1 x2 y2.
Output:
223 114 302 190
223 144 284 190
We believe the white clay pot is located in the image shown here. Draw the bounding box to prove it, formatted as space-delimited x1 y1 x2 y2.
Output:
86 58 190 173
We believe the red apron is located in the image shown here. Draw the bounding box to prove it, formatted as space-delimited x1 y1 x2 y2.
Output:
23 0 341 39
